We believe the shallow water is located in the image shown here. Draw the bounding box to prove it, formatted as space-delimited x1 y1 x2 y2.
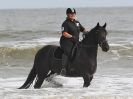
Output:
1 71 133 98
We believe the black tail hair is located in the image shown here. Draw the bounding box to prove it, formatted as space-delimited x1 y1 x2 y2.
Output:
18 66 36 89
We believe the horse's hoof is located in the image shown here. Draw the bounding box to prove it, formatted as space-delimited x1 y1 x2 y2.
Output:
83 83 90 87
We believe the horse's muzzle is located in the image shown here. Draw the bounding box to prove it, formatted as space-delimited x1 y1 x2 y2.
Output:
100 41 109 52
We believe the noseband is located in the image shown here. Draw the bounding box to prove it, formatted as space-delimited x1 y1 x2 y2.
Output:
99 40 107 47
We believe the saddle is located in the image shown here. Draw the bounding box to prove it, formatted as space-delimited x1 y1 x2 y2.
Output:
53 45 78 60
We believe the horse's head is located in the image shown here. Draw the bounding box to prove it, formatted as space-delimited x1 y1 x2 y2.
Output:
83 22 109 52
95 22 109 52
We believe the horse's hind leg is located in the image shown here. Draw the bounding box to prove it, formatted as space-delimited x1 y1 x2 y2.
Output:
90 75 93 83
82 73 91 87
34 74 47 89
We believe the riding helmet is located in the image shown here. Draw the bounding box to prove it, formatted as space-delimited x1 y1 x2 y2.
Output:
66 8 76 14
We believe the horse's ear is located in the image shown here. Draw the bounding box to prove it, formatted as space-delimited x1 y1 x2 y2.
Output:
97 22 100 27
103 23 107 28
95 22 100 29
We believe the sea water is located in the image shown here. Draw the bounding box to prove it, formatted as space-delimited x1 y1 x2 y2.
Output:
0 7 133 99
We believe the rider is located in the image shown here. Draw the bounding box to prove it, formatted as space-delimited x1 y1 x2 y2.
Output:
60 8 88 75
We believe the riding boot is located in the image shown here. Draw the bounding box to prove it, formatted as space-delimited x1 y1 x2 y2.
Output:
60 54 68 76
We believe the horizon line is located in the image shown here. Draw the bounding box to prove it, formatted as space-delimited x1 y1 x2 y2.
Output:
0 6 132 10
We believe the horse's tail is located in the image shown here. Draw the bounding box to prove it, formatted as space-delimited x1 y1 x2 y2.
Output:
18 45 57 89
18 65 36 89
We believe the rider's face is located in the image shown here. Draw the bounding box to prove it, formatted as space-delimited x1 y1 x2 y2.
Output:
67 13 76 20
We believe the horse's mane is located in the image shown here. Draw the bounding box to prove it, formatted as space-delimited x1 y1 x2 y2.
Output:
82 26 97 41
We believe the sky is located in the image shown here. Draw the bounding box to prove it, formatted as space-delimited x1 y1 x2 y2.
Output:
0 0 133 9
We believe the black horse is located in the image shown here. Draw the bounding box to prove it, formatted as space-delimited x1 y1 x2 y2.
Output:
19 23 109 89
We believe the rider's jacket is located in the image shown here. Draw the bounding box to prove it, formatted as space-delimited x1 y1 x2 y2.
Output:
61 18 85 40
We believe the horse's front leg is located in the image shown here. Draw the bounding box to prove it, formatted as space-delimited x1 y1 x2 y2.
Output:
82 73 92 87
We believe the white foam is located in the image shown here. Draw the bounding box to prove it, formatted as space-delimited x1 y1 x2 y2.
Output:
110 43 132 49
0 37 59 49
109 43 124 46
0 75 133 98
110 50 120 57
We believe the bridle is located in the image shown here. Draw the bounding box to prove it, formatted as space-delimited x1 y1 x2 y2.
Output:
81 28 107 48
96 30 108 48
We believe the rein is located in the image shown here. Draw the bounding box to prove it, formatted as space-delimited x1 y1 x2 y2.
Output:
81 44 97 48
